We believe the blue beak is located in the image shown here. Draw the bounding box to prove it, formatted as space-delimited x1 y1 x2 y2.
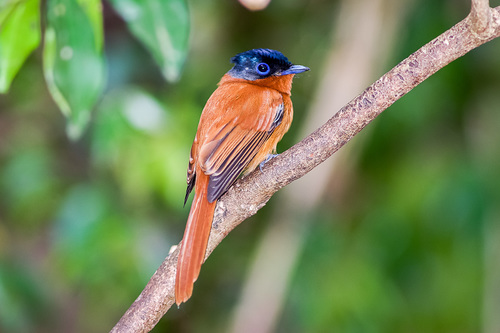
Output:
280 64 310 76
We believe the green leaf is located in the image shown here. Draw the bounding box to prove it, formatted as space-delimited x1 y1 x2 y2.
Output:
109 0 189 82
43 0 105 139
0 0 41 93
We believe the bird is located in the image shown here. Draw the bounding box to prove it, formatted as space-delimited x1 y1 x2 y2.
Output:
175 48 309 305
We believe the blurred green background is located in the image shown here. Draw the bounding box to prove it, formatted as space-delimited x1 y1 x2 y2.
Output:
1 0 500 332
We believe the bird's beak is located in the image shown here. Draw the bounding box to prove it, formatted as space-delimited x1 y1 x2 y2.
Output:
280 64 310 76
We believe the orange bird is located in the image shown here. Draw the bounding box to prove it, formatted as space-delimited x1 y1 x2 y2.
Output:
175 49 309 305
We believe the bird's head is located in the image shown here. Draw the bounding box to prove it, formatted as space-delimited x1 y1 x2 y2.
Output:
228 49 309 81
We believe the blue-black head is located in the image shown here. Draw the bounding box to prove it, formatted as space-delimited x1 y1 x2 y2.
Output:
228 49 309 81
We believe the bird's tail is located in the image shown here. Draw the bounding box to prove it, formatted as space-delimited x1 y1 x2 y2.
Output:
175 174 216 305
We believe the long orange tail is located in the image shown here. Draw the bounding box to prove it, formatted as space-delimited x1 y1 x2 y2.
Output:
175 173 216 305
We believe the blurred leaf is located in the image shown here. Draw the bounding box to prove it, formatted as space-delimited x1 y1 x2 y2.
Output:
0 262 48 333
53 184 108 248
0 148 60 228
0 0 41 93
92 87 189 208
43 0 105 139
109 0 189 82
50 183 151 332
76 0 104 49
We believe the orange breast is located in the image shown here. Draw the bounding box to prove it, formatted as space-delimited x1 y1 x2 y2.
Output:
244 95 293 173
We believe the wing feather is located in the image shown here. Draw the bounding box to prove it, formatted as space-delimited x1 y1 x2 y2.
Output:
186 81 286 204
207 131 270 202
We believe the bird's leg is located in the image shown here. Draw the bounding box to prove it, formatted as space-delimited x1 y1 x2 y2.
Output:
259 154 279 172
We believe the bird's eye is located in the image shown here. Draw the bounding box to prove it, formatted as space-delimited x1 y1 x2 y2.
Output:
256 63 270 75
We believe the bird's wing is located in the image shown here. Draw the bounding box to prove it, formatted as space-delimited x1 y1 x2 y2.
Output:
196 85 284 203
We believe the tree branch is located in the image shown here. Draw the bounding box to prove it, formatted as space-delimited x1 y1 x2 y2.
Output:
111 3 500 333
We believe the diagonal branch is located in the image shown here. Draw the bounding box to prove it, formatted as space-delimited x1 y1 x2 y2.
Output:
111 3 500 333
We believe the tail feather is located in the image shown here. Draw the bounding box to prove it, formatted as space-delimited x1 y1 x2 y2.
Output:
175 174 216 305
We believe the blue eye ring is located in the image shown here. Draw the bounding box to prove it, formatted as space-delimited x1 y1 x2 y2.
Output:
256 62 270 75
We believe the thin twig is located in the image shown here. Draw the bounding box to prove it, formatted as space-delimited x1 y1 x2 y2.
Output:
471 0 492 34
111 4 500 333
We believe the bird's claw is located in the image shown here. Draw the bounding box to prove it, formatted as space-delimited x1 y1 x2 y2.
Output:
259 154 279 172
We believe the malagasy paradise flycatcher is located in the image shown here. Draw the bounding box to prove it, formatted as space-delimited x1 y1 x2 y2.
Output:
176 48 309 305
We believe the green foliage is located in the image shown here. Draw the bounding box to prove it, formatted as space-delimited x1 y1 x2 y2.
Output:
0 0 41 93
0 0 189 139
92 87 191 208
109 0 189 82
43 0 105 139
0 261 49 332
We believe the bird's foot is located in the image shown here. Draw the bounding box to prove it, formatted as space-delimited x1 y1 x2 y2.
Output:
259 154 279 172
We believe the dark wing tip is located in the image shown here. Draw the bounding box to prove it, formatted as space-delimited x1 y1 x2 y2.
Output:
184 173 196 207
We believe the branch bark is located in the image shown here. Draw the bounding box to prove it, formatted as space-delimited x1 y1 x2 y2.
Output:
111 3 500 332
471 0 492 34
